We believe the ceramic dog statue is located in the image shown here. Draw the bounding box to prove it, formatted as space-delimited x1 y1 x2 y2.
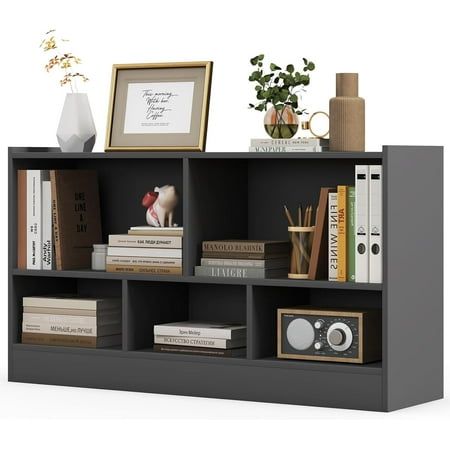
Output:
141 185 179 227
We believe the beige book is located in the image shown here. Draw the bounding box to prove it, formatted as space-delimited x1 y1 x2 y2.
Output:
23 306 121 316
21 332 121 348
106 265 182 275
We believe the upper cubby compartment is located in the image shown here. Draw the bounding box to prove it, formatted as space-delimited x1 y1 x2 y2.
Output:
184 155 382 274
11 153 184 247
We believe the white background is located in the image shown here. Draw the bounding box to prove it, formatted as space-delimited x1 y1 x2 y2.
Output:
0 0 448 447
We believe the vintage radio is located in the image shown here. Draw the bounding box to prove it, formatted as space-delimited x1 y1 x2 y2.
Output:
277 306 381 364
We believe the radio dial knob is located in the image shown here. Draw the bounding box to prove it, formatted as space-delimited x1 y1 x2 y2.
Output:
314 320 325 330
328 329 345 346
314 341 324 350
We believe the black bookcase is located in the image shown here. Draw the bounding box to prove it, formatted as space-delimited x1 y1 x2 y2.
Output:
8 146 443 411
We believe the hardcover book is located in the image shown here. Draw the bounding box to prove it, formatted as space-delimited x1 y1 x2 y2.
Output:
23 295 121 311
202 240 289 255
347 186 356 282
17 170 27 269
194 265 286 279
106 256 182 267
22 321 121 337
107 246 182 259
106 265 182 275
337 186 348 281
21 332 121 348
128 226 183 237
108 234 182 249
153 335 246 349
200 257 288 269
153 344 246 358
154 321 246 340
50 170 102 270
27 170 43 269
328 192 339 281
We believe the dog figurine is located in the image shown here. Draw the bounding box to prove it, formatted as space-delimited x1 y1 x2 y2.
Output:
141 185 179 227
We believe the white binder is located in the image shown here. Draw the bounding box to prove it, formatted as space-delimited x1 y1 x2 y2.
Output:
369 165 383 283
355 165 369 282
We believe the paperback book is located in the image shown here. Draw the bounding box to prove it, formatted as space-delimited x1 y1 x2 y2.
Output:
153 344 246 358
154 321 246 340
154 335 246 349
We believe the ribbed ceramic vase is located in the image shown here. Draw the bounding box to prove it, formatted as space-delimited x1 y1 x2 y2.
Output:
57 93 96 153
329 73 365 152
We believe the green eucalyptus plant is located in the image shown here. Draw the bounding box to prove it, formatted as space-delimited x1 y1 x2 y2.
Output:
248 54 315 114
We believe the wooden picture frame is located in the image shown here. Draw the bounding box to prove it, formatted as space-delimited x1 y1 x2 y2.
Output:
105 61 213 152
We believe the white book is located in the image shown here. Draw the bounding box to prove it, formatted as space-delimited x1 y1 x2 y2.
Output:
200 257 288 269
355 165 370 283
23 295 121 311
154 335 246 349
41 180 53 270
106 256 182 267
22 312 121 327
154 321 246 340
22 321 121 337
26 170 42 269
369 165 383 283
249 145 321 153
107 246 182 259
328 192 338 281
108 234 182 249
250 138 329 146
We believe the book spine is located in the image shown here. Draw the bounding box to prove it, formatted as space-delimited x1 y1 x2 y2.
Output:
26 170 42 269
50 171 62 270
249 145 320 153
22 312 121 326
22 297 120 310
17 170 27 269
23 306 98 316
107 247 182 258
153 325 244 340
337 186 347 281
22 321 121 336
202 241 265 253
22 332 98 348
347 186 356 282
153 344 244 357
106 256 182 267
127 229 183 237
108 235 182 248
106 265 182 275
200 257 288 269
202 251 288 260
328 192 338 281
194 265 286 279
42 180 53 270
250 138 329 146
153 335 244 349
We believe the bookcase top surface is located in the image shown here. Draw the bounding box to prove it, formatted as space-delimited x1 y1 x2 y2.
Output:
9 147 384 159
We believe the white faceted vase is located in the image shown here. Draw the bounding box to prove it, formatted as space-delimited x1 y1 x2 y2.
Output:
57 93 96 152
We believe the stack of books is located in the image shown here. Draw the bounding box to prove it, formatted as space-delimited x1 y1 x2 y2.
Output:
195 240 289 279
328 165 382 283
106 226 183 275
17 169 102 271
21 295 122 348
153 321 247 357
249 137 329 153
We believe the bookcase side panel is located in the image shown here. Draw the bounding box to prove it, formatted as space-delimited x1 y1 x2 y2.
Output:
384 145 443 411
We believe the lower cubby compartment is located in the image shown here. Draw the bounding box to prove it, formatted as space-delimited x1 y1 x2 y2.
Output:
249 285 382 364
12 275 123 349
125 281 247 358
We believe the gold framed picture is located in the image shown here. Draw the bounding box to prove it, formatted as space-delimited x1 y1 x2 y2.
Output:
105 61 213 152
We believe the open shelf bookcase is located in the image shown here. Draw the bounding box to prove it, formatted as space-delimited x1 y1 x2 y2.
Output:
8 146 443 411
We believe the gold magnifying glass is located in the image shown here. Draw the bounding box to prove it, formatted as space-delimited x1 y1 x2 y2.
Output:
301 111 329 138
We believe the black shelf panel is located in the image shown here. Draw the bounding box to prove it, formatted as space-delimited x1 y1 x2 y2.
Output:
11 269 382 290
12 344 381 375
9 148 384 160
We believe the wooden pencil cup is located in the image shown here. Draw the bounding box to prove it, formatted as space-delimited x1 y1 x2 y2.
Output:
287 226 315 279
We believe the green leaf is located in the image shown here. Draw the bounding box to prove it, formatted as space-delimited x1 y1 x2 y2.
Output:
270 63 281 71
255 85 262 91
258 54 264 60
256 91 264 100
286 64 294 73
255 103 265 111
302 57 308 65
307 62 315 70
273 77 279 84
250 56 259 65
248 103 255 108
275 104 284 111
258 62 263 67
290 94 298 103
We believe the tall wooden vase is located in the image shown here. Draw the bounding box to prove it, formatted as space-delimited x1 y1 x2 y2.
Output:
329 73 365 152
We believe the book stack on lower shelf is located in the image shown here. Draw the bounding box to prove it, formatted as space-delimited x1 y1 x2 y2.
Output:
106 226 183 274
21 295 122 348
153 321 247 357
195 240 289 279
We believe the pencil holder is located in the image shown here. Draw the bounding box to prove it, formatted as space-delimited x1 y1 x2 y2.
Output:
287 226 315 279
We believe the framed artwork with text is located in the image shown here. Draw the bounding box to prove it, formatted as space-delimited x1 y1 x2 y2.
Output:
105 62 213 151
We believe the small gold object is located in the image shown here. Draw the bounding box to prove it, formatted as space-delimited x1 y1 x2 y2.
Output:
301 110 329 138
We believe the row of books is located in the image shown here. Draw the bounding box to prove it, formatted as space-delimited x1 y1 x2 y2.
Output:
17 169 102 270
194 240 290 279
153 321 247 357
21 295 122 348
328 165 382 283
106 226 183 274
249 137 329 153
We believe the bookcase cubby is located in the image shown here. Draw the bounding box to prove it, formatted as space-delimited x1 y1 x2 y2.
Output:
8 146 443 411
